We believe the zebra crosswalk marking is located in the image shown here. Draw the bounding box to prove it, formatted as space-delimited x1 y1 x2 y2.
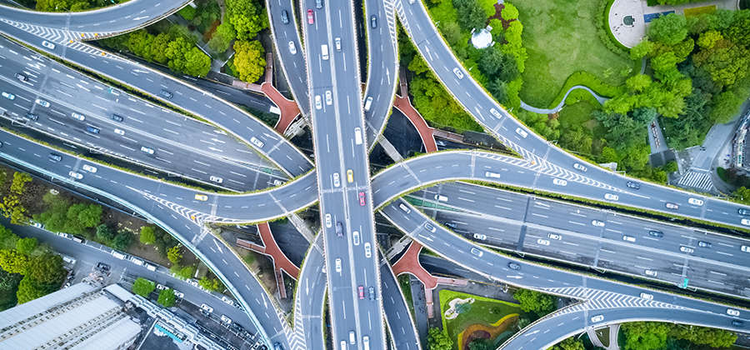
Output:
677 170 714 192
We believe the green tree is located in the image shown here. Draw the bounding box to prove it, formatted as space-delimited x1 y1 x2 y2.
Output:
649 13 688 45
16 275 56 304
182 47 212 77
710 90 745 123
15 237 37 256
178 5 196 21
208 20 236 53
670 324 737 348
167 245 183 265
10 172 32 195
132 277 155 297
454 0 487 31
0 249 29 274
199 276 224 292
140 226 156 245
552 337 585 350
630 40 654 60
0 224 17 250
96 224 115 243
112 231 133 251
622 322 670 350
626 74 652 93
513 289 556 315
468 339 490 350
226 0 268 40
501 3 519 21
427 327 453 350
158 288 176 307
27 253 63 285
175 265 196 280
734 186 750 204
233 40 266 83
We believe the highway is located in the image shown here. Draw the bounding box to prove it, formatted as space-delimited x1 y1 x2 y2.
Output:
396 0 750 232
362 0 398 149
0 20 314 177
380 252 422 350
300 0 387 347
266 0 310 117
380 198 749 331
0 128 296 349
409 182 750 298
0 37 288 191
0 0 190 36
294 233 327 350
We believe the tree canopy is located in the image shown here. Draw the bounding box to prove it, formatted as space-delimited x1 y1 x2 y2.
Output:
132 277 155 298
427 327 453 350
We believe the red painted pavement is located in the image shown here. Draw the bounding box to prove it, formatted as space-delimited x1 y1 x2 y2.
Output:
235 223 300 299
261 82 300 134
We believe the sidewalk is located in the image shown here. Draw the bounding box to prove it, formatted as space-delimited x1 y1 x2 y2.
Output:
394 68 438 153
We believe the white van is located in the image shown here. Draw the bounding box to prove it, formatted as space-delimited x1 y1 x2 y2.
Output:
62 255 76 266
349 331 356 345
130 257 144 266
434 194 448 202
515 128 528 138
321 44 329 60
485 171 501 178
145 263 157 272
399 203 411 213
112 251 127 260
354 127 363 145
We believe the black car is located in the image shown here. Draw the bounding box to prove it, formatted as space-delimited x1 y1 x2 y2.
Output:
97 262 111 272
15 72 27 81
281 10 289 24
648 230 663 238
25 113 38 121
732 320 744 327
444 222 457 229
508 262 521 270
336 222 343 237
368 286 375 300
370 15 377 28
739 208 750 216
160 89 173 99
111 113 124 122
626 181 640 190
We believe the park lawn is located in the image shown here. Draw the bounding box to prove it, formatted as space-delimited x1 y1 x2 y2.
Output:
439 289 522 348
514 0 633 108
558 100 606 139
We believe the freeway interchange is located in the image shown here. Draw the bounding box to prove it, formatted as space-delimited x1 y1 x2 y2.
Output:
0 0 749 350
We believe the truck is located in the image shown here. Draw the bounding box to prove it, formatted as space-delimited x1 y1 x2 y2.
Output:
144 263 157 272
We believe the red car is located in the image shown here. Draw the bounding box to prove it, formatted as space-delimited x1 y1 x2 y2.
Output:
358 285 364 299
307 9 314 24
359 192 366 206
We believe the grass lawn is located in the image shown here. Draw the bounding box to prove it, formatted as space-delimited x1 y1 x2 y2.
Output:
558 100 605 139
439 289 522 349
514 0 634 107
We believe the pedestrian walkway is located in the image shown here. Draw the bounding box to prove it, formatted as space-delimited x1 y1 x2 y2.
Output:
261 82 301 134
648 118 668 154
677 170 714 192
519 85 609 115
236 223 300 299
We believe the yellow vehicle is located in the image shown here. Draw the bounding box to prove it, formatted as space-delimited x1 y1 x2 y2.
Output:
347 169 354 183
194 194 208 201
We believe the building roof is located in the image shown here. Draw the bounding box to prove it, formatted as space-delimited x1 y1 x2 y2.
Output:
471 28 493 49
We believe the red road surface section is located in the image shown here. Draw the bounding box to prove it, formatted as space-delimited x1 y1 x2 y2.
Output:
236 223 300 299
261 82 301 134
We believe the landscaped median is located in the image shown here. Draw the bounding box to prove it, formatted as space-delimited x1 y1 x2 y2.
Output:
438 289 522 349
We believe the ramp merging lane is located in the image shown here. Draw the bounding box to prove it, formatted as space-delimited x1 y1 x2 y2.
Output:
266 0 310 117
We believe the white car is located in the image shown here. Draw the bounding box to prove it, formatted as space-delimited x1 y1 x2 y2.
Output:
335 258 342 273
665 202 679 210
315 95 322 110
591 220 605 227
639 292 654 300
250 136 264 148
209 176 223 184
68 171 83 180
364 242 372 258
156 283 166 290
82 164 97 173
537 239 550 246
727 309 741 316
333 173 340 187
644 269 658 277
473 233 487 240
288 41 297 55
114 128 125 135
221 296 234 306
552 178 567 186
325 90 332 105
622 235 636 242
515 128 528 138
35 99 50 107
140 146 154 155
688 198 704 206
42 40 56 49
352 231 360 245
174 291 185 299
1 92 14 100
604 193 619 201
590 315 604 323
200 304 214 313
335 37 342 51
220 315 232 324
325 213 332 228
490 108 502 119
548 233 562 240
742 245 750 252
470 247 483 257
573 163 587 172
71 112 85 121
452 67 464 79
679 246 695 254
